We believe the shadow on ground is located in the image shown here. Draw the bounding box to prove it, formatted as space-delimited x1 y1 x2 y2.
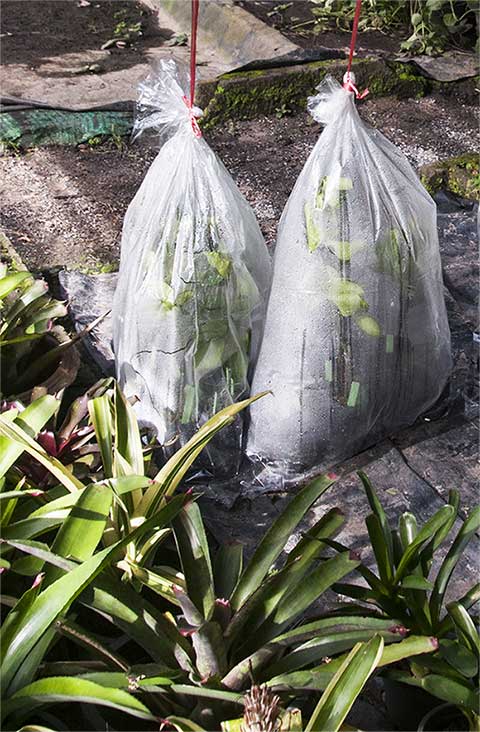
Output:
1 0 171 74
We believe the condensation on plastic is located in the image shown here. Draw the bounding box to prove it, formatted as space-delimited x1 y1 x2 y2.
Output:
112 60 271 473
247 75 452 478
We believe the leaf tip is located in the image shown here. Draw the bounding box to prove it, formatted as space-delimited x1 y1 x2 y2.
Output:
216 598 230 608
31 572 45 588
389 624 409 637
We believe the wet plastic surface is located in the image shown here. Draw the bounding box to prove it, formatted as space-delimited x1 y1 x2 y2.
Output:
248 76 452 477
112 61 271 471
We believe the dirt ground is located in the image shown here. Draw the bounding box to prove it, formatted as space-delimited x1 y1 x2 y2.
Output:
2 0 478 271
2 0 167 71
240 0 405 54
1 92 478 272
239 0 477 54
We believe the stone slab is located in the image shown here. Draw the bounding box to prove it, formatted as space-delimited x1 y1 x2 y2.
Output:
2 0 271 112
1 29 223 113
154 0 299 70
438 203 479 325
392 417 479 517
406 51 479 82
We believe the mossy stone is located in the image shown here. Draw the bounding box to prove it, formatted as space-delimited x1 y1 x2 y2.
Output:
198 56 476 129
420 153 480 201
200 58 432 129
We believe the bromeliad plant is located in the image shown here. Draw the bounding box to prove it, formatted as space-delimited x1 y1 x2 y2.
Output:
330 472 480 728
171 635 388 732
0 482 435 731
0 263 75 400
0 262 108 403
0 384 263 579
0 388 267 729
0 388 437 730
0 492 189 730
389 601 480 731
2 378 113 489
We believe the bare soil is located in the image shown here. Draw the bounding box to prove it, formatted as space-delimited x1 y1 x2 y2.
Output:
1 94 478 272
2 0 169 73
238 0 477 54
1 0 478 271
239 0 405 54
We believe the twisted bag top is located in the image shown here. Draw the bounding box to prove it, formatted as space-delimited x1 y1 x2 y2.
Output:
132 60 203 141
112 60 271 472
247 75 451 476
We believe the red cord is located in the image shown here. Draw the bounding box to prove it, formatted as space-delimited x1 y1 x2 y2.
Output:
347 0 362 76
190 0 200 106
343 0 369 99
182 0 202 137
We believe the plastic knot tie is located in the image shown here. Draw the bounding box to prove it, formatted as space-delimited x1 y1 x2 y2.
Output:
342 71 369 100
182 95 202 138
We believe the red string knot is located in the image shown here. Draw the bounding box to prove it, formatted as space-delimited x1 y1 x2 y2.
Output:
342 71 369 100
182 95 202 138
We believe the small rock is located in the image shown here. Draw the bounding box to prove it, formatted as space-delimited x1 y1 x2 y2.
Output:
70 63 103 75
101 39 119 51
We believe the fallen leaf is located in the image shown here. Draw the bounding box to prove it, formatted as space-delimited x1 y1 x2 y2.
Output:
167 32 188 46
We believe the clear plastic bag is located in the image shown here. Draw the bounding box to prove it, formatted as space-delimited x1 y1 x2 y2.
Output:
248 75 451 477
113 60 271 472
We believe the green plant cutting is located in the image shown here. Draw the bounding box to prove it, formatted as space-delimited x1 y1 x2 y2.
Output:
304 175 381 406
154 227 261 427
112 59 271 462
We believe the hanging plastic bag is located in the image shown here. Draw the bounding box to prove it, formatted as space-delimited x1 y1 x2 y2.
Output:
247 75 451 477
112 60 271 472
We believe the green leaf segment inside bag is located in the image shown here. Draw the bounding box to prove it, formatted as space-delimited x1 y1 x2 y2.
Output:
248 75 451 476
113 61 271 472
